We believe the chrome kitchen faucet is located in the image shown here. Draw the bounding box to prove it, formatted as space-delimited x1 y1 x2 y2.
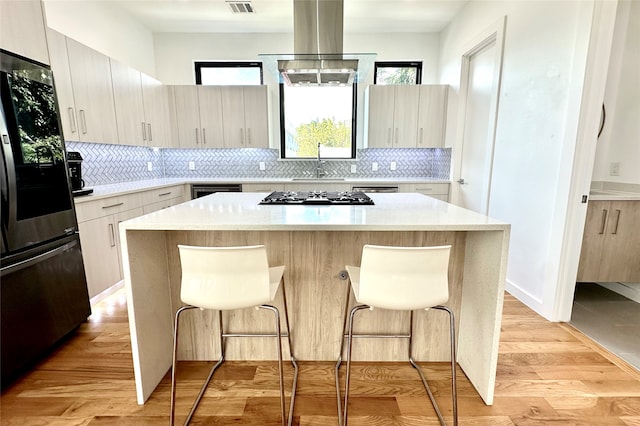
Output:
316 142 327 178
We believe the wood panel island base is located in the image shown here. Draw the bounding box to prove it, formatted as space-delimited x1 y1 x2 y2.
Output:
120 193 510 406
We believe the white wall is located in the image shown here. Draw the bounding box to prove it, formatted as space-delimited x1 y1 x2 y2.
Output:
153 32 440 84
438 1 598 319
43 0 156 76
592 0 640 185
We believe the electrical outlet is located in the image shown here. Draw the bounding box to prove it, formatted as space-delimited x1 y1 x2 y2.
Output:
350 164 357 174
147 162 153 172
259 162 266 171
372 162 378 171
188 161 195 170
390 161 397 171
610 162 620 176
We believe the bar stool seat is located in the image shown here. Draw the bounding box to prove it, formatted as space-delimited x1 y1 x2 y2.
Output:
335 244 458 426
170 244 298 426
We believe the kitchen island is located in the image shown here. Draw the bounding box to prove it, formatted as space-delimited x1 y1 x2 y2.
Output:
119 192 510 406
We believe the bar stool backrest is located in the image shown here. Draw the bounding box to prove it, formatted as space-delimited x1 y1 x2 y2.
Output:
177 244 271 310
358 244 451 310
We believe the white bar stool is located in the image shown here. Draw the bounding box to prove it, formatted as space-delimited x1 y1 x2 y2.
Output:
170 244 298 426
335 244 458 426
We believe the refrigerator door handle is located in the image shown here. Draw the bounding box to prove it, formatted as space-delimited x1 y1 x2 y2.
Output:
1 239 78 276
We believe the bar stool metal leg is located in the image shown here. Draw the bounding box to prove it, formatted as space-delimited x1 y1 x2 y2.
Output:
280 278 299 425
259 305 286 426
335 278 353 426
171 307 225 426
408 307 458 426
342 304 369 426
171 279 297 426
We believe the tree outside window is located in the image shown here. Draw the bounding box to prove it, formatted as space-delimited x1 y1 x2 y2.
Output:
374 61 422 85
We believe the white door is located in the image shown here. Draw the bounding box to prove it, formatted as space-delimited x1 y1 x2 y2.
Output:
452 21 505 215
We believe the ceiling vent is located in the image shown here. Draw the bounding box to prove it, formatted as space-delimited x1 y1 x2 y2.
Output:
226 1 255 14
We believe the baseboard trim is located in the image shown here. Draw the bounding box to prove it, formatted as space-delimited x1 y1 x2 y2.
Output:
90 281 125 306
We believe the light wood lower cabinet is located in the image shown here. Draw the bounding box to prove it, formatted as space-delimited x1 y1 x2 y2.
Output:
399 183 450 202
242 183 285 193
78 207 143 298
577 200 640 282
76 185 187 298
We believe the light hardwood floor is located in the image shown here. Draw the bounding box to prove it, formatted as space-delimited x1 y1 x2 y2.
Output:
1 290 640 425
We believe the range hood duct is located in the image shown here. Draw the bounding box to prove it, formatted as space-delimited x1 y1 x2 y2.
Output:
275 0 366 86
294 0 343 55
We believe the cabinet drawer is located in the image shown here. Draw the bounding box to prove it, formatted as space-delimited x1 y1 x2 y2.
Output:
399 183 450 195
139 185 185 206
75 193 142 223
243 183 285 192
142 197 184 215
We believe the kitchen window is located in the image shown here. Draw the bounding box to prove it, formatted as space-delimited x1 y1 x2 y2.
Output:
279 83 357 159
374 61 422 85
195 61 263 85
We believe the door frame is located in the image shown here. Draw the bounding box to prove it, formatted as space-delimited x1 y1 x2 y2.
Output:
450 16 506 214
553 0 619 321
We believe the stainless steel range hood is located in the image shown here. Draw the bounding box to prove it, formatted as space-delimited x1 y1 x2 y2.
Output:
259 0 375 86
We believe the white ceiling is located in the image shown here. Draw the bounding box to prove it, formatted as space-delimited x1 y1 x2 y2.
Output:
102 0 468 33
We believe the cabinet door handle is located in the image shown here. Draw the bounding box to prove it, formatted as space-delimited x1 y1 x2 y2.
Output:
158 192 171 197
395 128 399 146
202 128 206 146
108 223 116 247
599 209 608 234
195 128 199 146
612 209 621 234
247 128 251 146
102 202 124 209
147 123 152 142
387 128 392 146
68 108 77 133
141 122 147 141
79 110 87 134
419 127 424 145
240 128 245 146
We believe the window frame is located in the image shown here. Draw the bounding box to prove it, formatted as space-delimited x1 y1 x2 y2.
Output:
278 82 358 159
373 61 423 85
194 61 264 85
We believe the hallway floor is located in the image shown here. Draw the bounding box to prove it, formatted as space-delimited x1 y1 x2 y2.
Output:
571 282 640 371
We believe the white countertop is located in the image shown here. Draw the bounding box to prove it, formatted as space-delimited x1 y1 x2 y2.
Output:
120 192 509 232
75 177 450 203
589 189 640 201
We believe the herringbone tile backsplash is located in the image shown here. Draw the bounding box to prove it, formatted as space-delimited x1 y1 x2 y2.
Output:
66 142 451 187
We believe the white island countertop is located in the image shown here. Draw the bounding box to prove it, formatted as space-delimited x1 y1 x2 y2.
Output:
120 192 510 407
121 192 509 232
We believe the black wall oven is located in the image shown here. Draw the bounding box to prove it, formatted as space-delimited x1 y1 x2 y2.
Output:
0 49 90 387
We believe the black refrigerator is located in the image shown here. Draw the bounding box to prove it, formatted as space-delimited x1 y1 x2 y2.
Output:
0 49 91 388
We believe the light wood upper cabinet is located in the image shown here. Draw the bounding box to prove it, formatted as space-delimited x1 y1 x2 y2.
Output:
366 85 419 148
577 200 640 282
0 0 49 65
65 38 119 144
169 85 224 148
110 59 146 146
170 85 201 148
197 86 225 148
111 61 173 147
221 86 269 148
141 74 172 148
417 85 448 148
366 85 397 148
47 29 78 140
366 84 448 148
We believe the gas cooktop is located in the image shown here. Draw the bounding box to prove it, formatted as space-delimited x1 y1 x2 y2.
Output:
259 191 374 205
